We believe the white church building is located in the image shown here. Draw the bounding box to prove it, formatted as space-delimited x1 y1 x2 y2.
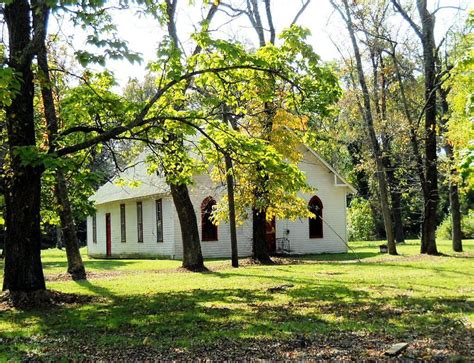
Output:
86 145 356 259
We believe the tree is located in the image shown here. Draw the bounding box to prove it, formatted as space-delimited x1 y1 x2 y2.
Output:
132 0 222 271
331 0 398 255
220 0 314 262
222 106 239 267
2 0 47 296
36 6 86 280
158 0 218 271
442 10 474 251
337 1 407 243
2 0 296 301
193 26 340 261
390 0 439 254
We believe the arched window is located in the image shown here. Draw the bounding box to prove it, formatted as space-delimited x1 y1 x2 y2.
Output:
201 197 218 241
309 196 323 238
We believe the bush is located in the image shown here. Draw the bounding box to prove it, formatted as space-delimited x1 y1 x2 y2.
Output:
436 209 474 239
348 197 376 241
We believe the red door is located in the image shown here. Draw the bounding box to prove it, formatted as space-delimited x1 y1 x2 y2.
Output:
105 213 111 257
265 217 276 254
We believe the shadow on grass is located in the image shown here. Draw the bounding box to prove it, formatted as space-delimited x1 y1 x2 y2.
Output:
74 279 117 299
1 277 472 360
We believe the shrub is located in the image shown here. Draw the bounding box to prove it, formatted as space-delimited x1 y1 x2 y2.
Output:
348 197 376 241
436 209 474 239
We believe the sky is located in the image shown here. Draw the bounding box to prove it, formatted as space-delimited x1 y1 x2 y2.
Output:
104 0 341 86
49 0 469 90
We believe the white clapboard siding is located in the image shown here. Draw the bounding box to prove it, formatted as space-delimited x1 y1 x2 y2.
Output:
87 144 352 259
87 196 175 258
274 148 348 254
172 177 254 259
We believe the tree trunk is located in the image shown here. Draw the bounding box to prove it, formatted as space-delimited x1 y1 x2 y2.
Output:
389 46 427 193
252 208 272 263
2 0 46 298
336 0 397 254
162 0 216 271
448 172 463 252
0 174 5 259
244 1 276 263
417 0 438 255
35 3 86 280
54 171 86 279
3 168 45 293
440 88 463 252
388 45 430 246
381 137 405 243
391 187 405 243
222 106 239 267
170 183 205 271
225 155 239 267
377 51 405 244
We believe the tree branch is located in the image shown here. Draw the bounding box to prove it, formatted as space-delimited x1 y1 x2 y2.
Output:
249 0 266 46
291 0 311 26
391 0 422 40
54 65 296 157
263 0 275 44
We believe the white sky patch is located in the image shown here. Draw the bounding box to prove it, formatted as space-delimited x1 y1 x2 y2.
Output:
41 0 469 91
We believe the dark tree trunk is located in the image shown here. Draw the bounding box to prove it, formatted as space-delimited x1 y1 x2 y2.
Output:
170 183 205 271
252 208 272 263
0 163 5 259
162 0 218 271
391 189 405 243
35 4 86 280
225 155 239 267
336 0 397 254
440 88 462 252
222 107 239 267
449 177 463 252
3 0 46 295
448 165 463 252
382 150 405 243
54 171 87 279
417 0 438 255
377 51 405 244
244 2 276 263
389 45 427 194
3 168 44 293
389 44 430 245
381 137 405 243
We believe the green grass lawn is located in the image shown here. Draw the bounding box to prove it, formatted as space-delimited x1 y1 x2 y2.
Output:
0 240 473 360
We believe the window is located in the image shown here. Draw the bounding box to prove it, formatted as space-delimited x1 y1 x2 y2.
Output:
120 204 126 242
156 199 163 242
308 196 323 238
92 214 97 243
201 197 218 241
137 201 143 242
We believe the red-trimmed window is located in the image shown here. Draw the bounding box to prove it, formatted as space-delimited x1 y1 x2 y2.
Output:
120 204 126 243
201 197 218 241
137 201 143 242
92 214 97 243
156 199 163 242
309 196 323 238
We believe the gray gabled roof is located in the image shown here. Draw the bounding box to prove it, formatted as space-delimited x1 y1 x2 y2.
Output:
90 154 169 205
91 143 356 205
